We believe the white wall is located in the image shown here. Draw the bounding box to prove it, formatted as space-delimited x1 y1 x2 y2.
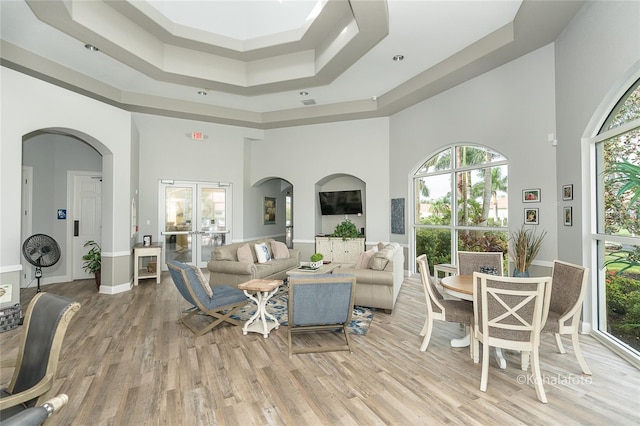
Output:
257 118 390 249
390 44 558 270
554 0 640 330
132 113 256 243
555 0 640 265
1 67 133 298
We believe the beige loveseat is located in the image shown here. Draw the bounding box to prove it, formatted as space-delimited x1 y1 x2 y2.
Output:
206 238 300 288
334 242 404 312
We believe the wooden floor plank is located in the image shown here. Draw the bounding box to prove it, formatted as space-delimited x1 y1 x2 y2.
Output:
1 274 638 425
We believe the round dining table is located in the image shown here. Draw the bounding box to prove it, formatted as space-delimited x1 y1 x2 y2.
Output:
440 274 507 369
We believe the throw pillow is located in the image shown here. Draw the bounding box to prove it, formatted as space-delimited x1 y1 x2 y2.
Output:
355 248 377 269
214 245 237 261
271 241 290 259
191 265 213 298
378 246 395 259
254 243 271 263
369 256 389 271
237 244 253 263
377 242 386 251
369 250 390 270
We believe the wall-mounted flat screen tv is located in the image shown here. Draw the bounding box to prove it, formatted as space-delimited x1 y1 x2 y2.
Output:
319 190 363 215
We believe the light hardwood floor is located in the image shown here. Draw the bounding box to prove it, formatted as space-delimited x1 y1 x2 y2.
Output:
1 273 639 425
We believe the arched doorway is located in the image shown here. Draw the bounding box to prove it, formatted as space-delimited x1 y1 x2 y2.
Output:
21 129 104 289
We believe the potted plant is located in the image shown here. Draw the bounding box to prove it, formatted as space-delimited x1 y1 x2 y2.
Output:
331 219 362 240
509 225 546 277
82 240 101 289
309 253 324 269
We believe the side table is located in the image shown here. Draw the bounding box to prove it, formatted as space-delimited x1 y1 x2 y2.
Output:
133 243 162 286
237 278 283 338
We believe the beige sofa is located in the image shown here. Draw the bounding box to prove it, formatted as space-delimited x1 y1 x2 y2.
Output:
334 242 404 312
206 238 300 288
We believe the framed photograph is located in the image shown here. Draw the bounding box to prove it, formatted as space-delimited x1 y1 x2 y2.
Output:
143 235 152 246
522 188 541 203
564 207 573 226
562 184 573 201
263 197 276 224
524 208 539 225
57 208 67 220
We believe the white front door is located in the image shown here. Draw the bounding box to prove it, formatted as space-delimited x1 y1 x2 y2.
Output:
159 181 232 269
71 172 102 279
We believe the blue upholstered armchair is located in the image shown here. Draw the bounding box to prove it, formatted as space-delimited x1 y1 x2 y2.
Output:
287 273 357 357
167 260 247 336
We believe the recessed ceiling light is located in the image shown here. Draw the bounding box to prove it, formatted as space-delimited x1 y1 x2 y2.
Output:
197 90 208 96
84 44 99 52
392 54 404 62
299 91 309 96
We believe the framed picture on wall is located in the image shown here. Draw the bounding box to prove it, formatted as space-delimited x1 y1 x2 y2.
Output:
563 184 574 201
391 198 405 234
523 188 541 203
524 208 539 225
564 207 573 226
264 197 276 224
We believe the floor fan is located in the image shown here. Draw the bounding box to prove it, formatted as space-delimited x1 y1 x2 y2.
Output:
22 234 61 292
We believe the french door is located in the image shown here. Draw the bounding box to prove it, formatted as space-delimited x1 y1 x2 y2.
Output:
159 181 232 269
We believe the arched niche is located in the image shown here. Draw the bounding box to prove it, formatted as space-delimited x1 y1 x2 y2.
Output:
252 176 293 242
315 174 366 237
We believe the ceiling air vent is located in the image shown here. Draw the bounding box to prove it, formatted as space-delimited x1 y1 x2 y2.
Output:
301 99 316 106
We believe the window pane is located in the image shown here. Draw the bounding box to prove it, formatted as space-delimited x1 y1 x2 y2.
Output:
416 228 451 274
416 148 451 174
201 188 226 230
602 80 640 131
595 78 640 360
455 145 506 167
457 229 509 272
456 165 508 227
285 194 292 226
603 240 640 353
414 144 509 275
600 128 640 236
165 187 193 232
416 174 451 225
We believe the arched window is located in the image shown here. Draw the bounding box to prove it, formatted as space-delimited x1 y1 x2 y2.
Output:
413 145 508 274
593 78 640 359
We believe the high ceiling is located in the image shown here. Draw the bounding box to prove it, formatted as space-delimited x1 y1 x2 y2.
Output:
0 0 584 129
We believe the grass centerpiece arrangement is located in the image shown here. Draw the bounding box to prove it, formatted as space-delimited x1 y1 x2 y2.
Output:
509 225 546 277
309 253 324 269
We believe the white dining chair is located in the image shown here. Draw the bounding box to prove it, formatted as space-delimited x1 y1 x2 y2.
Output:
457 251 504 276
472 272 552 403
417 254 476 356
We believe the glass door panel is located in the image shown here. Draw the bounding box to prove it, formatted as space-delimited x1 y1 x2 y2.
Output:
160 181 232 269
162 185 194 266
198 186 228 264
